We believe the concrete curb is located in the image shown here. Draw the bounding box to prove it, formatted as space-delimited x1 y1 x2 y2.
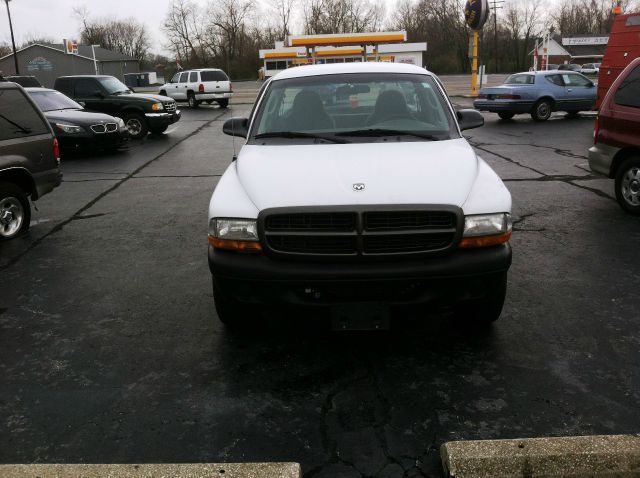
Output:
0 462 301 478
441 435 640 477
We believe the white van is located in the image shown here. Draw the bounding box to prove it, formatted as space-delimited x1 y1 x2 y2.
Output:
160 69 233 109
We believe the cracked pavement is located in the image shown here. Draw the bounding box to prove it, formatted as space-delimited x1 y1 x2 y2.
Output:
1 102 640 478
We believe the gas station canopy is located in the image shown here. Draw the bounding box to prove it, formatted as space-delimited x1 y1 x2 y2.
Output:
286 31 407 47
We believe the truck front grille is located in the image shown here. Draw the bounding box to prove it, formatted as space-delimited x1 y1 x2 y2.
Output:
163 102 177 113
260 207 461 258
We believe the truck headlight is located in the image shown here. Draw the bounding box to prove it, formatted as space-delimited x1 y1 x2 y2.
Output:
208 218 261 252
459 213 512 248
55 123 83 134
152 103 164 111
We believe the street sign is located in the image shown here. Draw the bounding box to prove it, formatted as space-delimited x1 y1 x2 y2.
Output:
464 0 490 30
63 39 78 55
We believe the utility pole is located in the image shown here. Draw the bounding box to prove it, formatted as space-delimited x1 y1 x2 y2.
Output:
4 0 20 75
489 0 504 74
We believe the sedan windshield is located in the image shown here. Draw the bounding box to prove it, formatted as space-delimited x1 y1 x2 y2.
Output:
29 90 82 112
250 73 459 143
98 77 130 94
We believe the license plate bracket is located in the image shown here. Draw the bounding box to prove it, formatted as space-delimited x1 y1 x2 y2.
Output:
331 303 390 331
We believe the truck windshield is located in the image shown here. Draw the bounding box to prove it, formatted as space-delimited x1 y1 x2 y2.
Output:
250 73 458 143
29 90 82 112
98 77 130 95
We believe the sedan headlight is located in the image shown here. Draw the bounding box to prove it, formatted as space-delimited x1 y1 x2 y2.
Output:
460 213 512 248
55 123 83 134
116 117 126 130
152 102 164 111
208 218 261 252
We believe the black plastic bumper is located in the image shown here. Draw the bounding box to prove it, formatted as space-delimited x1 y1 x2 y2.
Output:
146 112 181 129
209 244 512 306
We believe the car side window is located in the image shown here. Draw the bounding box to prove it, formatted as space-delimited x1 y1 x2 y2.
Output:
614 65 640 108
546 75 564 86
56 78 73 96
565 74 592 87
190 71 198 82
75 78 101 98
0 88 50 141
180 72 189 83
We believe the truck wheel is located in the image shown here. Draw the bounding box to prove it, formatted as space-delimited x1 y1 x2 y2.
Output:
217 99 229 109
123 113 148 139
188 92 199 108
150 125 168 135
453 274 507 325
159 90 167 97
531 99 552 121
498 112 515 120
213 282 255 327
0 182 31 241
205 100 214 105
615 156 640 215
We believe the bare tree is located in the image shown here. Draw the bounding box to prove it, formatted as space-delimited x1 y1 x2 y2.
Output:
74 6 150 60
270 0 296 40
303 0 384 34
163 0 209 67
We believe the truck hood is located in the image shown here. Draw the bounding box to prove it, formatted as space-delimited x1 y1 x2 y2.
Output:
236 139 479 210
119 92 173 102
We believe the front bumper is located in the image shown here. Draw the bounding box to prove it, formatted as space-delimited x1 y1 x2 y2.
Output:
588 142 620 177
145 111 181 128
58 130 129 150
209 244 512 306
473 100 534 113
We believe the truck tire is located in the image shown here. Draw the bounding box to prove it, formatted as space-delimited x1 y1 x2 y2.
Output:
213 281 255 327
498 112 515 120
0 182 31 241
123 113 149 139
453 273 507 325
615 156 640 215
188 92 199 108
217 99 229 109
531 99 552 121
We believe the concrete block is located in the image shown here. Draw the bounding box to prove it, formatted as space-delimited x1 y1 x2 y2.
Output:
441 435 640 477
0 462 301 478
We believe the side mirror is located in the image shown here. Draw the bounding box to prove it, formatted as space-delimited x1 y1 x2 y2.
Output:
223 117 249 138
457 109 484 131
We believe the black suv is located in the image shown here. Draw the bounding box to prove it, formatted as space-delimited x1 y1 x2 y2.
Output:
0 81 62 240
54 75 181 139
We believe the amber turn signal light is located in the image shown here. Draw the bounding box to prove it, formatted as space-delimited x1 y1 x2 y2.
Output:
208 235 262 252
459 231 512 249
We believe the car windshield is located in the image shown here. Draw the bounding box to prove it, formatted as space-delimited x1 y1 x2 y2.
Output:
250 73 458 143
98 77 130 94
28 90 82 112
504 74 535 85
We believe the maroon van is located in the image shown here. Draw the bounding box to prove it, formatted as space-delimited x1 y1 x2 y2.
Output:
589 57 640 215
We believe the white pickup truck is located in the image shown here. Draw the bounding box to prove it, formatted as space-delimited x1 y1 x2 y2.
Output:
207 62 512 329
160 68 232 109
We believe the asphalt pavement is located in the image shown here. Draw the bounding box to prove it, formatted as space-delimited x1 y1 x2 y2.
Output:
1 100 639 478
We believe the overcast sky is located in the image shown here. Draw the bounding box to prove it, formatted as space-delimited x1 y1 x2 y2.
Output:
0 0 194 55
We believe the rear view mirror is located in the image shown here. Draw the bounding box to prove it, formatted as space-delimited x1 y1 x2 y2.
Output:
457 109 484 131
223 117 249 138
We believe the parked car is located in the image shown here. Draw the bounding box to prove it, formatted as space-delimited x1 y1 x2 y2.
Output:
581 63 601 75
208 62 512 328
589 57 640 215
5 75 42 88
159 68 233 109
26 87 129 154
53 75 180 139
0 81 61 240
558 63 582 72
474 71 596 121
546 64 559 71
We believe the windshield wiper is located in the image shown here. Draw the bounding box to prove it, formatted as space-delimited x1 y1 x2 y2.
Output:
336 129 442 141
254 131 350 144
